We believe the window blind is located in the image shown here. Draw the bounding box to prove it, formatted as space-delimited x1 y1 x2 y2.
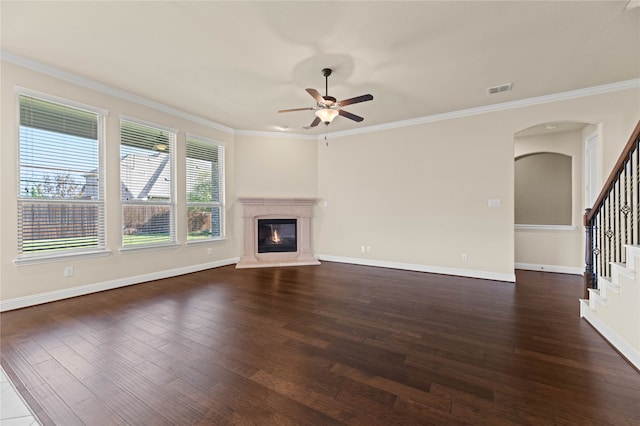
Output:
121 119 176 247
20 95 98 140
18 94 104 254
186 136 224 240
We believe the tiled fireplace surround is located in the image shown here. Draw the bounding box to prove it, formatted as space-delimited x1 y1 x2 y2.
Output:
236 197 320 268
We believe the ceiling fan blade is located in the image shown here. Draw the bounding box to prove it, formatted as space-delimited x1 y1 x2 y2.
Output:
303 116 321 129
337 94 373 107
278 107 315 113
306 88 324 104
338 109 364 122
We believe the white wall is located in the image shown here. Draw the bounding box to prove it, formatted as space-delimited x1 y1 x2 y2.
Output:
0 61 238 306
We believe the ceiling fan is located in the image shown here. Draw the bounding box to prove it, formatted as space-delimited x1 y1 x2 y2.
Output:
278 68 373 128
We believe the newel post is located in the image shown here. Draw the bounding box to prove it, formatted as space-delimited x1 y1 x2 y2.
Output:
583 208 594 299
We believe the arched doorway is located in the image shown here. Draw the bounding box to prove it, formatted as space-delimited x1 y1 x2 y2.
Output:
513 121 596 274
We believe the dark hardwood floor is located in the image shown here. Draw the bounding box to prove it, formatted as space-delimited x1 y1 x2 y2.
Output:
2 262 639 425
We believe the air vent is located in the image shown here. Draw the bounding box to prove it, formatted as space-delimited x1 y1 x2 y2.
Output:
487 83 513 95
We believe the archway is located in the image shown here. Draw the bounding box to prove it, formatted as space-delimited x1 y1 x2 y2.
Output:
513 121 596 274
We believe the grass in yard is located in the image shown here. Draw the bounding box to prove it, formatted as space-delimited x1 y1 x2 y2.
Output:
23 234 171 252
122 234 170 246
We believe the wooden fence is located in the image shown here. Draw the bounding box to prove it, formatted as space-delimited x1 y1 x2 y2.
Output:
21 203 215 239
21 203 99 240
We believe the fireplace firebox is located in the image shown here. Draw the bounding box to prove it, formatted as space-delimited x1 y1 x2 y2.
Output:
258 219 297 253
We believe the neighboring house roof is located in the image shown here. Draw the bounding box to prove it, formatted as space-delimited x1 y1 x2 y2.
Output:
84 154 214 201
120 153 170 201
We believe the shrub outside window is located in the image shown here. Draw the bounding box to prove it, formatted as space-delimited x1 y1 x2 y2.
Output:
186 135 225 241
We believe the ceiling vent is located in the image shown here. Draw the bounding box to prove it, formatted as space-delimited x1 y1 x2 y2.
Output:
487 83 513 95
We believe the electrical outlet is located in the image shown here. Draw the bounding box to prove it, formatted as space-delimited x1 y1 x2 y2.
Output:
361 246 366 253
461 253 468 261
366 246 371 253
64 266 74 277
207 248 213 256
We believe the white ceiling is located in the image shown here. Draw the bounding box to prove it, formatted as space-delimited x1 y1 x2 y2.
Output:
1 1 639 134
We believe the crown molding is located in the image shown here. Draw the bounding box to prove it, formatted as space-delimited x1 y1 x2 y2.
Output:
1 50 235 135
234 129 316 140
625 0 640 11
3 50 637 141
326 78 640 140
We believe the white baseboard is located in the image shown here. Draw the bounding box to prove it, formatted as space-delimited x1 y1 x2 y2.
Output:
515 262 583 275
580 299 640 371
0 257 239 312
316 254 516 282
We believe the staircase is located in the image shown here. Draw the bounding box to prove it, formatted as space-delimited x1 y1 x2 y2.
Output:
580 244 640 370
581 120 640 370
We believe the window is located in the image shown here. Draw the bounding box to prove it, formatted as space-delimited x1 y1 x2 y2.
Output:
120 119 176 247
186 135 225 241
18 94 104 256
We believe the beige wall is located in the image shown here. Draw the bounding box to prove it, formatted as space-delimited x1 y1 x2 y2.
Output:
1 57 639 306
514 129 584 270
1 61 237 302
515 152 572 225
234 134 318 198
233 133 318 255
316 115 515 278
316 115 515 279
316 88 639 279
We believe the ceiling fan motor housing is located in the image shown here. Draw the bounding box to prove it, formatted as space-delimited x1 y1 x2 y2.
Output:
322 96 337 106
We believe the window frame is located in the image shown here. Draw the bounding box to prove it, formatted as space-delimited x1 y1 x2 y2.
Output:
15 88 108 263
185 134 226 243
119 116 178 250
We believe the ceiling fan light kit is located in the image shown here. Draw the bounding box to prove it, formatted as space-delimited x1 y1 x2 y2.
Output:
315 108 339 124
279 68 373 129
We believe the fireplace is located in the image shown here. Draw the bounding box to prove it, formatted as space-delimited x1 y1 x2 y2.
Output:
258 219 297 253
236 197 320 268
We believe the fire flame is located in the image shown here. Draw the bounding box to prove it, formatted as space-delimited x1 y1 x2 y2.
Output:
272 229 281 243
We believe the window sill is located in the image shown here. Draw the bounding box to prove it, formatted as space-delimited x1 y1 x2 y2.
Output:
119 242 181 254
515 224 577 231
14 249 112 266
186 237 227 246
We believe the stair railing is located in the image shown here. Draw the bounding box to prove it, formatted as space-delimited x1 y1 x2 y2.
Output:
584 120 640 297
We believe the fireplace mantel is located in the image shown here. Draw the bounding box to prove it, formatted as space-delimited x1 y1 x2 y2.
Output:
236 197 320 269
